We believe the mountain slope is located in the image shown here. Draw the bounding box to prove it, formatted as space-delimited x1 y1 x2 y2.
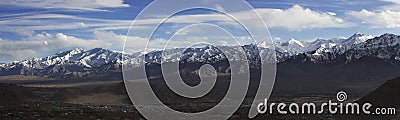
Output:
1 33 400 80
276 57 400 96
358 76 400 108
0 48 122 78
287 33 400 63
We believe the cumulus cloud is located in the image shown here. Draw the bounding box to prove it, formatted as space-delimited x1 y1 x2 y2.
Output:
273 37 282 41
0 31 198 61
130 5 351 31
0 30 226 62
349 9 400 28
348 0 400 28
0 0 129 11
0 49 37 62
0 32 98 61
0 4 351 36
91 31 217 49
254 5 351 31
0 4 355 61
94 31 149 52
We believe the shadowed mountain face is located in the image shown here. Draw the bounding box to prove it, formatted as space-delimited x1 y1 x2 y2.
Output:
0 33 399 78
1 33 400 96
152 56 400 96
1 34 400 119
275 57 400 96
359 76 400 108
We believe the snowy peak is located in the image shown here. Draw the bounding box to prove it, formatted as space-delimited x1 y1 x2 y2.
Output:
290 33 400 63
286 38 305 47
358 33 400 48
75 48 122 68
18 48 122 69
343 32 374 45
258 41 270 48
274 38 308 56
1 32 400 78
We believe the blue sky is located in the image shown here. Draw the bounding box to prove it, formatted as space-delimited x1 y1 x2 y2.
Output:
0 0 400 62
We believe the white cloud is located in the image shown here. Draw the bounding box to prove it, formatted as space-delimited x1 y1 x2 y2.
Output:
273 37 282 41
349 9 400 28
347 0 400 29
0 32 99 61
0 29 225 61
94 31 147 52
0 0 129 11
19 14 78 19
86 5 351 33
379 0 400 10
94 26 247 54
0 13 139 34
0 5 351 36
381 0 400 3
128 5 351 31
0 31 170 61
254 5 351 31
326 12 337 16
0 4 356 62
0 49 37 62
14 29 35 36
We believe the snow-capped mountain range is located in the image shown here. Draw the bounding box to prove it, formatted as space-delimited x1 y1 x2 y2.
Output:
273 32 373 57
0 32 399 78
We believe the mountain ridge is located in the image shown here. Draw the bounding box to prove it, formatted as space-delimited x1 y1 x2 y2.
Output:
1 32 400 78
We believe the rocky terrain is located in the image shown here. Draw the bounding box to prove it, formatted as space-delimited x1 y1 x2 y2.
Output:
1 33 399 78
1 32 400 119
